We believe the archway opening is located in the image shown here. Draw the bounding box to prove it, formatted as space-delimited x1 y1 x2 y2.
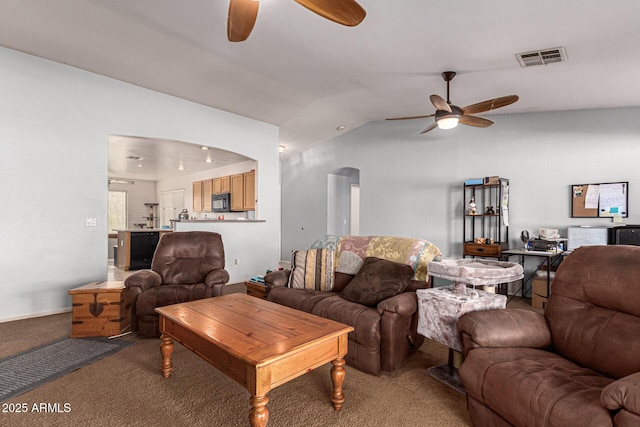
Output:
327 167 360 235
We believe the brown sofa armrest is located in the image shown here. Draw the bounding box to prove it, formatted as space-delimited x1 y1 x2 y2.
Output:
458 308 551 355
377 292 418 316
601 372 640 416
264 270 291 288
205 269 230 286
124 270 162 291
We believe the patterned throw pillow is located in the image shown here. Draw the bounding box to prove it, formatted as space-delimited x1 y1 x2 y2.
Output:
335 251 364 275
288 249 335 291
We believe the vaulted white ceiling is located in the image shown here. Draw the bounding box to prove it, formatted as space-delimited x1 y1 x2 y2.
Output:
3 0 640 158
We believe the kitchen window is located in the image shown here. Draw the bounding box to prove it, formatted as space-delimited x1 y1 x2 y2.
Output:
108 190 127 234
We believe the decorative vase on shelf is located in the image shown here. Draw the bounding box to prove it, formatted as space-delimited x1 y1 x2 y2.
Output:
468 196 477 215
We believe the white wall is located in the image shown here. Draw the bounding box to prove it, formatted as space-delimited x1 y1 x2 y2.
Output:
280 107 640 261
0 46 280 321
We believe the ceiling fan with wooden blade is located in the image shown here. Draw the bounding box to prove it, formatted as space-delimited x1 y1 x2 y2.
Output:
387 71 519 135
227 0 366 42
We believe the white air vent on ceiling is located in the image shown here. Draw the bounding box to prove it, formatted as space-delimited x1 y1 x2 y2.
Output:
108 178 134 185
516 47 567 67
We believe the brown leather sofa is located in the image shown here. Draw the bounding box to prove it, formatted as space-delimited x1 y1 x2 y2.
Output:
457 245 640 426
265 234 442 375
124 231 230 338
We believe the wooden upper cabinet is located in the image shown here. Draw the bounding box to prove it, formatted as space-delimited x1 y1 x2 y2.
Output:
192 181 203 212
243 170 255 210
230 174 244 211
212 176 231 194
196 171 253 212
212 178 222 194
202 179 213 212
220 176 230 193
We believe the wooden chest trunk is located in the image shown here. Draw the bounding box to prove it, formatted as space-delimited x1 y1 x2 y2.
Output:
68 281 131 338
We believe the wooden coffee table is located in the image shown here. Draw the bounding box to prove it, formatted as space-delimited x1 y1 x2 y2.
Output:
155 294 353 427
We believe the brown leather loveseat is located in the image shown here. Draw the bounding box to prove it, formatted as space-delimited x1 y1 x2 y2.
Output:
457 245 640 426
265 235 442 375
125 231 230 337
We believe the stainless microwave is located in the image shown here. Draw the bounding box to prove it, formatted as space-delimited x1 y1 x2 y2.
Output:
212 193 230 212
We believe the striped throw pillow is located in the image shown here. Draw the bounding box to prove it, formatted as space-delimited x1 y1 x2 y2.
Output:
288 249 335 291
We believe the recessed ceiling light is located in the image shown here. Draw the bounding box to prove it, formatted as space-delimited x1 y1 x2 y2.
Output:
205 158 212 163
336 125 346 131
137 163 144 168
200 146 209 150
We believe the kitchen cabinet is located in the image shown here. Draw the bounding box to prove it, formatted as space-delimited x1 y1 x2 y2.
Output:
192 181 203 212
243 170 255 210
230 173 244 211
221 176 230 193
213 176 230 194
195 171 254 212
202 179 213 212
193 179 213 212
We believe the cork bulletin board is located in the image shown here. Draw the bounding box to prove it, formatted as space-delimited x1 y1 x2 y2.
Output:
571 182 628 218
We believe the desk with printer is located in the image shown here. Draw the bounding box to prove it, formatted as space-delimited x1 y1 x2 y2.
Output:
503 225 640 308
501 228 566 309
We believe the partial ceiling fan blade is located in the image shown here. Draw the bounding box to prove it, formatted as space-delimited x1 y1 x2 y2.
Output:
420 122 438 134
461 95 519 115
228 0 260 42
459 115 494 128
386 113 435 121
294 0 366 26
430 94 452 112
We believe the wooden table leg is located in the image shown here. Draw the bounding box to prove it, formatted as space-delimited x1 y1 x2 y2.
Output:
330 357 346 411
249 395 269 427
160 334 174 379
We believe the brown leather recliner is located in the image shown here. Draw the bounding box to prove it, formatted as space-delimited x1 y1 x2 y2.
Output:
457 245 640 426
124 231 230 338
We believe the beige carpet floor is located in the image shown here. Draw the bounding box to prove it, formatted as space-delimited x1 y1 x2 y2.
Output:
0 311 472 427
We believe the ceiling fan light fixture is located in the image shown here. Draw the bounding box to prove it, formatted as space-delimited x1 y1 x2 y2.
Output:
436 111 460 130
386 70 518 135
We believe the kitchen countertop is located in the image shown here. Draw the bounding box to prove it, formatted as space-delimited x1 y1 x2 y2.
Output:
114 228 173 232
171 219 265 223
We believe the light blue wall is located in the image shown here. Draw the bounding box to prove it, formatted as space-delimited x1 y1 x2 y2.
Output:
281 107 640 259
0 47 280 321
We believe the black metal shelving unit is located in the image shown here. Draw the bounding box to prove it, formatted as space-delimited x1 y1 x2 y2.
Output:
463 178 509 258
